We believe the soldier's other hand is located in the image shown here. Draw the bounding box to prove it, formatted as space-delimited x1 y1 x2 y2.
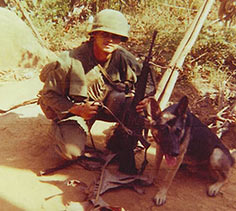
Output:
69 101 99 120
136 97 150 113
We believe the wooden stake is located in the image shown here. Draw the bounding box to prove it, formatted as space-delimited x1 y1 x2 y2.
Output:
155 0 215 110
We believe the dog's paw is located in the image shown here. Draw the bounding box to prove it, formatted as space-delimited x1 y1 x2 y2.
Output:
153 192 167 206
207 183 223 196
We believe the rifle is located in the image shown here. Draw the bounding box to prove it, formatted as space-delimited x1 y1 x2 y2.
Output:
106 31 157 175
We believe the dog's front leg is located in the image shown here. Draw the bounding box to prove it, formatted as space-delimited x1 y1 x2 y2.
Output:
153 152 185 206
155 143 163 177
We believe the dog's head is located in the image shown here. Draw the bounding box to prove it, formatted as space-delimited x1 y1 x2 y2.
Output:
147 96 189 166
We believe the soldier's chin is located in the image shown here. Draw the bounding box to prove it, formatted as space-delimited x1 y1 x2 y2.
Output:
103 45 117 53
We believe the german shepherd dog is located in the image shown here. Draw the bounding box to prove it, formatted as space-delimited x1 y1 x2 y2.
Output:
146 96 236 206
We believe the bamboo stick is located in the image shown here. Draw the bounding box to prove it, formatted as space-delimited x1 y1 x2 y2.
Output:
155 0 215 110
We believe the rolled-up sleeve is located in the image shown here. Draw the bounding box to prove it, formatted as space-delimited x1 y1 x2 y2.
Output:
40 63 74 114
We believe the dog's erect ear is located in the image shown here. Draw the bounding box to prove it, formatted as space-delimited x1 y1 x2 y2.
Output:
149 97 161 119
174 96 188 116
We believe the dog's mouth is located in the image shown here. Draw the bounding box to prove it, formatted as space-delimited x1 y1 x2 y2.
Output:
164 154 177 166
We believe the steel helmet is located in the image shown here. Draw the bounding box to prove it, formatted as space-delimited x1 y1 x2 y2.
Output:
89 9 129 41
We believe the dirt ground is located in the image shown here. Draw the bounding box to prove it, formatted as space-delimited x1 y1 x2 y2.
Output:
0 76 236 211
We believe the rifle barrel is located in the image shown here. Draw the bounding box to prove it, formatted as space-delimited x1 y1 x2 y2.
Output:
132 30 157 107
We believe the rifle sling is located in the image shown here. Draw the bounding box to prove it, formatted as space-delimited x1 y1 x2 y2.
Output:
97 57 122 91
97 58 151 150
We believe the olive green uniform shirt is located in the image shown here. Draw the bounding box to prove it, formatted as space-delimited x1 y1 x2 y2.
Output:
39 41 142 120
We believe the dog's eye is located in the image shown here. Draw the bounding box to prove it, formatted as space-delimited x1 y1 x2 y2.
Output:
175 128 182 136
168 119 176 126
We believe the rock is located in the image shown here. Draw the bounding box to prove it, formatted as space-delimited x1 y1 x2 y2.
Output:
0 76 43 110
0 8 56 70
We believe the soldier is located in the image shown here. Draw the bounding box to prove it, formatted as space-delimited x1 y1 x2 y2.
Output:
38 9 154 172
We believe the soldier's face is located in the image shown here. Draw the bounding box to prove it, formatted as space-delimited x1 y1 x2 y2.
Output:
93 31 122 54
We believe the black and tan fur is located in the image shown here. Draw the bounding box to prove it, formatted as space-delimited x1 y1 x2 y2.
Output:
147 96 236 206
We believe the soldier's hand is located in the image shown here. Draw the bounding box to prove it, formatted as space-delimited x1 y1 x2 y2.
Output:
136 97 150 113
69 101 99 120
